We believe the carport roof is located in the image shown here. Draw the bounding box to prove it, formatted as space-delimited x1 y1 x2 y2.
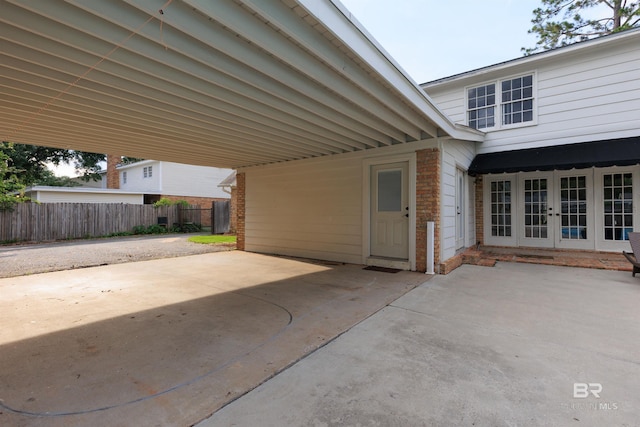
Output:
1 0 482 169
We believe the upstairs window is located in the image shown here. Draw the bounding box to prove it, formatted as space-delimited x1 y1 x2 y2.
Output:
143 166 153 178
501 75 533 125
122 171 127 184
467 84 495 130
467 74 535 130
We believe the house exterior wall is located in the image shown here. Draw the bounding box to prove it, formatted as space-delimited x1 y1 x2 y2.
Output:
424 30 640 255
119 160 161 193
440 139 476 261
241 141 451 272
424 31 640 154
118 161 232 199
415 148 441 272
244 154 363 265
160 163 231 199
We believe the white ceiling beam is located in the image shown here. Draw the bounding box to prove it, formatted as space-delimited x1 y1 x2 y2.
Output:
182 0 422 140
241 0 432 138
0 17 360 155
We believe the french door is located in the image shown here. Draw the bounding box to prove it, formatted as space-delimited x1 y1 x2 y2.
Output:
487 169 636 251
519 173 554 247
555 172 593 249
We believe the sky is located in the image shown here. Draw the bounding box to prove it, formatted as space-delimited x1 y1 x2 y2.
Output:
53 0 544 177
339 0 543 83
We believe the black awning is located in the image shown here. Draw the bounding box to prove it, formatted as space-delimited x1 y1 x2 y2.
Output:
469 136 640 176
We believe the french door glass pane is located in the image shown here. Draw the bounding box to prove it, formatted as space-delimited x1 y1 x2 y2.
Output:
603 173 633 240
560 176 588 240
490 180 511 237
524 178 547 238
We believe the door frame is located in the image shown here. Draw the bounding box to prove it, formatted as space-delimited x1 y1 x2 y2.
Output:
363 154 416 270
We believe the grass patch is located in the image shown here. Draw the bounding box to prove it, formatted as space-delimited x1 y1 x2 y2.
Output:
188 235 237 244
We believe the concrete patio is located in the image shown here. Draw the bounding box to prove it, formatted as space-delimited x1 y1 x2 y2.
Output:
202 262 640 426
0 251 428 427
2 250 639 426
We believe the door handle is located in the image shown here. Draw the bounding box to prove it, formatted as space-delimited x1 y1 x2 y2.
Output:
404 213 409 218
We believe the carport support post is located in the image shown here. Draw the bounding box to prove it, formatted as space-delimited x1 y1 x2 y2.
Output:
426 221 435 274
236 172 246 251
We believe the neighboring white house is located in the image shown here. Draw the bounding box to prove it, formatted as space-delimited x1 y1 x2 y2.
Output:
23 186 144 204
112 160 232 203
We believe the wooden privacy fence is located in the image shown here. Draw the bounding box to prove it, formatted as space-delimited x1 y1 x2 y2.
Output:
0 203 185 243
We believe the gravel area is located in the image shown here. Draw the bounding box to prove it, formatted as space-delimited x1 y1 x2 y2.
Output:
0 234 235 278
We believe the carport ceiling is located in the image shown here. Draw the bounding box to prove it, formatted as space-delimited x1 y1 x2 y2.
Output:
1 0 475 168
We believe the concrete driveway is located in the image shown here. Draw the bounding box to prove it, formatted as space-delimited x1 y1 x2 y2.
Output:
0 251 428 427
201 262 640 427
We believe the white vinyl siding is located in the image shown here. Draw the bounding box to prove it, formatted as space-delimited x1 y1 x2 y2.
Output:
118 161 232 198
160 163 231 199
119 161 161 192
245 156 363 265
424 34 640 154
441 140 475 260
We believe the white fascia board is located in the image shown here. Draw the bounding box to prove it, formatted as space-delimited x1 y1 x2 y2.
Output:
299 0 482 143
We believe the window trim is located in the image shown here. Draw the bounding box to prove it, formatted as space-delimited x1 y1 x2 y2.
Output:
465 71 537 131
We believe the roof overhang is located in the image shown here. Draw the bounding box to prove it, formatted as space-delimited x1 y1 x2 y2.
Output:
1 0 480 169
469 137 640 176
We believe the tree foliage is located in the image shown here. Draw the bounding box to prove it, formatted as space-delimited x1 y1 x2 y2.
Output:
0 142 105 186
523 0 640 54
0 145 28 210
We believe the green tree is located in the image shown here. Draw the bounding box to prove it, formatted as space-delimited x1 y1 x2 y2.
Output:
0 145 28 210
0 142 105 186
523 0 640 55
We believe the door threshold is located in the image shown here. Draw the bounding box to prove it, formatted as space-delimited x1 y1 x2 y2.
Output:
366 256 410 270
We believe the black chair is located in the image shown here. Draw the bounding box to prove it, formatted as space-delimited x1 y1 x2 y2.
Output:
622 231 640 277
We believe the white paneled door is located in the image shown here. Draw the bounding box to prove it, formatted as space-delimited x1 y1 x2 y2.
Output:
456 168 466 250
370 162 409 259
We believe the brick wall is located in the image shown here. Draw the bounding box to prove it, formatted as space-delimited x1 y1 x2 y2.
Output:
229 187 238 234
236 172 246 251
106 154 120 189
475 175 484 246
416 148 441 272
